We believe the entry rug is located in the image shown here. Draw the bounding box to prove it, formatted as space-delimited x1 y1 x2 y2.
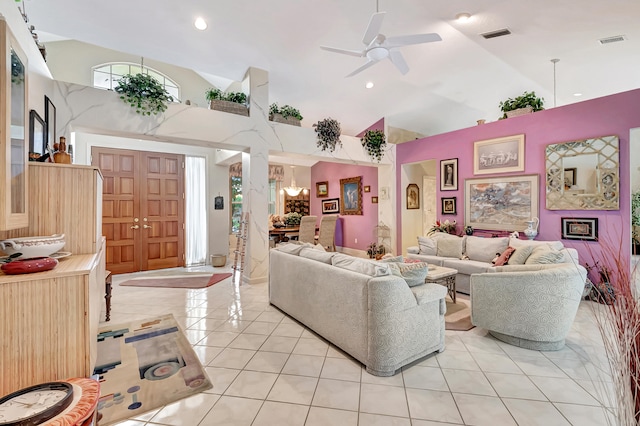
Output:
94 314 211 425
119 273 232 289
445 298 474 331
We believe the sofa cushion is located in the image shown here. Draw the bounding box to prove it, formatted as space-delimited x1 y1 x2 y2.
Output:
380 255 404 263
465 236 509 263
387 262 429 287
507 245 534 265
406 253 444 266
437 237 464 258
525 246 566 264
442 258 496 275
493 246 516 266
417 236 437 255
299 247 335 264
407 246 420 254
276 242 315 255
509 237 564 251
331 253 392 276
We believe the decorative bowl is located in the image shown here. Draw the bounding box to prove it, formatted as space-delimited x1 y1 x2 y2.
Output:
0 234 66 259
1 257 58 274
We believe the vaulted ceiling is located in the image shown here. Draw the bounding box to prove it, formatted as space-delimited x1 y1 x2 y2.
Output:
26 0 640 138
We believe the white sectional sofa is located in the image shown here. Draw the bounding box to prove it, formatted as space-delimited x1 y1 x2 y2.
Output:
269 244 447 376
406 233 581 295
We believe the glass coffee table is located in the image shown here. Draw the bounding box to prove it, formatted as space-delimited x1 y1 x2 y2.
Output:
425 265 458 303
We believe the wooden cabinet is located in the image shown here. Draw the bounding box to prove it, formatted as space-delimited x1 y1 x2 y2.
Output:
0 19 29 230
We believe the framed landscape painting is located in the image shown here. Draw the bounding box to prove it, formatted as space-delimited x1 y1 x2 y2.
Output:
465 174 539 231
316 181 328 198
473 134 525 175
340 176 362 215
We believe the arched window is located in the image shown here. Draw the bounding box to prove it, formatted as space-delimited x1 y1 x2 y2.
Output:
92 62 180 101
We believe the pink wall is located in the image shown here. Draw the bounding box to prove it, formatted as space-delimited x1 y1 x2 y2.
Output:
311 161 379 251
396 89 640 269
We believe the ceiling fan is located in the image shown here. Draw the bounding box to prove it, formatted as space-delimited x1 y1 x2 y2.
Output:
320 8 442 77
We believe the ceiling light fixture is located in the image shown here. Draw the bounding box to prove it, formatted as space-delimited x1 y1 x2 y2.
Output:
283 166 304 197
194 17 207 30
365 81 374 89
455 12 471 22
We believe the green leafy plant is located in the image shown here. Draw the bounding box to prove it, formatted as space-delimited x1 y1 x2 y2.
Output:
313 118 342 152
284 212 303 226
269 103 303 120
360 129 387 162
499 91 544 118
114 73 174 115
205 88 247 104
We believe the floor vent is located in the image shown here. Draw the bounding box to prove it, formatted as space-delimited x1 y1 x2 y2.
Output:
599 35 626 45
480 28 512 39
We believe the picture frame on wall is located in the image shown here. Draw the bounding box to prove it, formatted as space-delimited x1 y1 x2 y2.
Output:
442 197 456 214
316 181 329 198
406 183 419 210
473 134 525 175
380 187 390 200
322 198 340 214
371 196 378 204
29 109 45 156
465 174 539 231
214 196 224 210
44 95 56 152
364 185 371 193
561 218 598 241
340 176 363 215
440 158 458 191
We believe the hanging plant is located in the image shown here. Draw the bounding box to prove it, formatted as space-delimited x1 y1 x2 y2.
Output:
115 73 173 115
361 129 386 162
313 118 342 152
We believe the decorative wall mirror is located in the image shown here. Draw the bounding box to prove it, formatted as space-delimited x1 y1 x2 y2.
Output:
546 135 619 210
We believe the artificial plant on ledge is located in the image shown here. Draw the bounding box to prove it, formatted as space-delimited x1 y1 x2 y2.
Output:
361 129 387 162
314 118 342 152
115 73 174 115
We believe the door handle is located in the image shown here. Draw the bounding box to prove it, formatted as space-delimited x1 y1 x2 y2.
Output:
143 224 152 229
131 225 139 229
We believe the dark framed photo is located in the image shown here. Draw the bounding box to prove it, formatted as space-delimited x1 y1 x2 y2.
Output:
406 183 419 209
340 176 362 215
322 198 340 214
29 110 46 156
316 181 328 198
440 158 458 191
561 218 598 241
44 95 56 152
214 196 224 210
442 197 457 215
371 196 378 204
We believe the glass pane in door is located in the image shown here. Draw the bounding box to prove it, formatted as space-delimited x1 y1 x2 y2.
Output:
10 48 25 214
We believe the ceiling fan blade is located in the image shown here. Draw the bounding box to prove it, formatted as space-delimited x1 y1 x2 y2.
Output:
388 50 409 75
385 33 442 47
345 59 379 78
320 45 365 57
362 12 386 45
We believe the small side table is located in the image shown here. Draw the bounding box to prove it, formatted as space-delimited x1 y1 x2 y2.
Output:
105 270 112 322
425 265 458 303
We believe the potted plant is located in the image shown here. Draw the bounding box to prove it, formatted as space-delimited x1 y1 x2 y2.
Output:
115 73 174 115
269 103 303 126
428 220 457 235
360 129 386 162
283 212 303 226
499 91 544 119
366 242 386 259
313 118 342 152
205 88 249 116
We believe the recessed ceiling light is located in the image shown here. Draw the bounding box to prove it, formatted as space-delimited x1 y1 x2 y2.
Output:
194 17 207 30
365 82 374 89
455 12 471 22
573 93 583 97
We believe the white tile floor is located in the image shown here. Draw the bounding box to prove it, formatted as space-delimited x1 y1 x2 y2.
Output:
105 265 617 426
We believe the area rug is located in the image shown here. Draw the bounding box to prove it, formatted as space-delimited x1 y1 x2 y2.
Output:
445 298 474 331
94 314 212 425
119 273 232 289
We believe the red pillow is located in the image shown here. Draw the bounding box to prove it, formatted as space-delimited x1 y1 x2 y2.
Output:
404 258 422 263
493 246 516 266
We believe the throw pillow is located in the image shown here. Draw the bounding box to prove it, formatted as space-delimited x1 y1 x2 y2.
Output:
299 248 334 264
493 246 516 266
417 236 437 255
331 254 391 277
380 255 404 263
509 237 564 251
437 237 463 258
388 262 429 287
525 246 565 264
465 236 509 263
276 242 314 255
507 245 534 265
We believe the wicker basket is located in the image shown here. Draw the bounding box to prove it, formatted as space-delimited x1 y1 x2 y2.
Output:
210 254 227 267
209 100 249 117
270 113 301 127
505 106 533 118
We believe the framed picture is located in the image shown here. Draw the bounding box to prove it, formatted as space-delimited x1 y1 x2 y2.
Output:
340 176 362 215
29 110 46 156
473 134 525 175
380 187 390 200
322 198 340 214
440 158 458 191
563 167 576 189
364 185 371 193
214 196 224 210
316 181 329 198
442 197 456 214
406 183 419 209
561 218 598 241
44 95 56 152
371 196 378 204
465 174 539 231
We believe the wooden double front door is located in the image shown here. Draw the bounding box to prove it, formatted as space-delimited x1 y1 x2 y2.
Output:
92 147 185 274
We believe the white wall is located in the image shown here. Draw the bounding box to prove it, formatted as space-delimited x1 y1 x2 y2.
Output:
631 127 640 192
401 160 436 254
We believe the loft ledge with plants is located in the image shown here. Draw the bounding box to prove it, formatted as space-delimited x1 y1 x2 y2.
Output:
269 103 303 126
205 88 249 117
115 73 174 116
499 91 544 119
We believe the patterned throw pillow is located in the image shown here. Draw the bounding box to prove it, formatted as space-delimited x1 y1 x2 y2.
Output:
331 254 392 276
388 262 429 287
493 246 516 266
380 255 404 263
437 237 463 258
506 245 533 265
525 246 565 264
417 236 437 255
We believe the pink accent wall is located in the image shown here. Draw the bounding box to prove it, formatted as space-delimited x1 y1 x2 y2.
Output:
396 89 640 269
311 161 379 251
